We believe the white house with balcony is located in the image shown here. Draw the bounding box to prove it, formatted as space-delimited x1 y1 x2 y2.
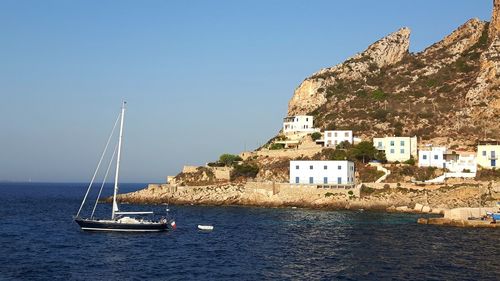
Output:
289 160 355 185
418 145 477 173
373 136 418 162
283 115 318 135
477 141 500 169
323 130 353 147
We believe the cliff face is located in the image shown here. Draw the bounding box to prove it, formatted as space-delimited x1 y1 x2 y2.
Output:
288 28 411 116
287 1 500 145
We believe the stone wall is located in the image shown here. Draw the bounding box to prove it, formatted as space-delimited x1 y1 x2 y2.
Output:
244 181 359 197
182 166 199 173
212 167 231 180
444 207 498 220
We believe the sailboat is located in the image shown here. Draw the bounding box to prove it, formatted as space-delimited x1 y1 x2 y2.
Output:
74 101 174 232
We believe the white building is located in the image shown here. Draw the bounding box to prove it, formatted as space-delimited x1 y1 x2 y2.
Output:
445 151 477 173
418 146 446 168
324 130 353 147
283 115 318 135
289 160 355 185
418 146 477 173
477 141 499 169
373 136 418 162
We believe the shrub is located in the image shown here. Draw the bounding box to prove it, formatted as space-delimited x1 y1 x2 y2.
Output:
336 140 352 150
311 132 322 141
207 161 225 167
372 109 389 122
476 169 500 181
231 164 259 179
414 167 436 182
328 149 348 161
325 192 334 197
372 89 387 100
269 143 285 150
403 157 415 166
358 166 384 182
219 154 243 167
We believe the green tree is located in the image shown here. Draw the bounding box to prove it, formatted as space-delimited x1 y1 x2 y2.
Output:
219 154 242 167
328 149 348 160
311 132 322 141
351 141 379 163
336 140 352 150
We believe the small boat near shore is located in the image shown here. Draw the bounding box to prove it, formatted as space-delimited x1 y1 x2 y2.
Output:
198 225 214 231
74 101 175 232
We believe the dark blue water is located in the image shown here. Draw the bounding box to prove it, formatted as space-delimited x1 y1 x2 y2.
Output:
0 183 498 280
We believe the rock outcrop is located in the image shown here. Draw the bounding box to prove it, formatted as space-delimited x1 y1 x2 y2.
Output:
466 0 500 120
288 28 411 116
286 2 500 144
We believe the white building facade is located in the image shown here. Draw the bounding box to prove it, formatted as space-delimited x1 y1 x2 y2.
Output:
418 146 446 168
283 115 317 135
445 152 477 173
418 146 477 173
477 143 499 169
324 130 353 147
373 136 418 162
289 160 355 185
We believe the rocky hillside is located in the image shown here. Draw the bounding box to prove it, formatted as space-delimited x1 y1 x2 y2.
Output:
288 2 500 146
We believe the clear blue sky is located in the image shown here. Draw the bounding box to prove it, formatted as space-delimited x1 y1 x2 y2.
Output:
0 0 492 182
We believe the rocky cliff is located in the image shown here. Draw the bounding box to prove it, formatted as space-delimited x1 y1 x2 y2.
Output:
288 1 500 145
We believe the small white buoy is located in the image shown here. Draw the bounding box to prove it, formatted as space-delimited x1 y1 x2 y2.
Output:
198 225 214 231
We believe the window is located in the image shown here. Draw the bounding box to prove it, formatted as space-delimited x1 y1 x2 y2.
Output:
423 155 427 160
434 155 439 160
390 149 395 154
400 140 405 146
390 141 395 146
324 165 328 170
309 165 313 170
337 165 341 170
400 149 405 154
378 142 382 147
327 132 332 137
482 151 486 156
350 166 354 171
345 132 349 137
295 165 299 170
334 132 338 137
295 177 299 184
323 177 328 184
337 177 342 184
309 177 314 184
306 118 308 121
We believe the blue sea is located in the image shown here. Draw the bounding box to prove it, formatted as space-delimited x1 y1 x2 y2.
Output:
0 182 499 280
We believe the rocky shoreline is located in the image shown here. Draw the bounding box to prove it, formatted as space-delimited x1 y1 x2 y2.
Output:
110 180 500 220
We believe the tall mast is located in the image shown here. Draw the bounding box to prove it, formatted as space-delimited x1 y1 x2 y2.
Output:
112 101 126 220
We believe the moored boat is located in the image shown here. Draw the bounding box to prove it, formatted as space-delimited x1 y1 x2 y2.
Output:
74 101 175 232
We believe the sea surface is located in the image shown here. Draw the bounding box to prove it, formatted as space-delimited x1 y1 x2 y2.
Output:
0 182 499 281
